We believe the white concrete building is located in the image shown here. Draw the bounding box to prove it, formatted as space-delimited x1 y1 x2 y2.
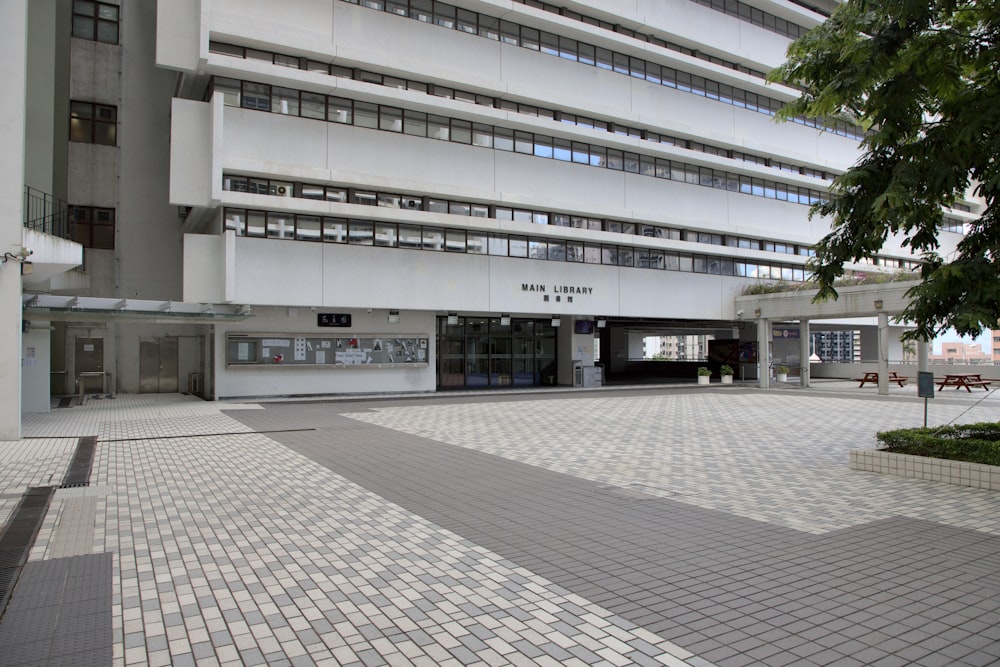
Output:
5 0 976 434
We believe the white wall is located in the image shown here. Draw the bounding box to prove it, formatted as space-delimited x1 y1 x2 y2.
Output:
21 323 51 413
213 306 436 398
189 235 760 320
1 0 28 439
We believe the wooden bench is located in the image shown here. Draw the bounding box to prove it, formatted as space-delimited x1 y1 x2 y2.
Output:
854 371 908 388
937 374 992 392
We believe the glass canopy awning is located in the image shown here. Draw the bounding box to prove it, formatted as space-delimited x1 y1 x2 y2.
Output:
21 294 252 323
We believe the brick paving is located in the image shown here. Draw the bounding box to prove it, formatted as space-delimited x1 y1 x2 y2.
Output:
0 383 998 665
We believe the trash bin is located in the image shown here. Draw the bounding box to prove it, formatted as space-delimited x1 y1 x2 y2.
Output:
573 361 584 387
583 366 602 387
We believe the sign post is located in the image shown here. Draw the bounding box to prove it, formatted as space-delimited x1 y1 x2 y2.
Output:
917 371 934 427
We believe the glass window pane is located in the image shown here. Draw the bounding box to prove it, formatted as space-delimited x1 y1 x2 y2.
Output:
296 215 321 241
323 217 347 243
348 220 373 245
379 106 403 132
488 234 508 256
247 210 267 237
375 222 397 247
467 231 487 254
428 115 449 140
354 102 378 128
266 213 294 239
494 127 513 151
446 229 466 252
423 227 444 250
328 97 353 124
301 92 326 119
509 236 528 257
97 20 118 43
404 110 427 136
451 119 472 144
399 224 422 248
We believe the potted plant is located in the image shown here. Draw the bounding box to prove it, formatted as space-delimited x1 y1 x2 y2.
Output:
776 365 789 382
697 366 711 385
720 364 734 384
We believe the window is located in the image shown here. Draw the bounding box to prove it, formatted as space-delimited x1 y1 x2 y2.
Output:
72 0 119 44
70 101 116 145
69 205 115 249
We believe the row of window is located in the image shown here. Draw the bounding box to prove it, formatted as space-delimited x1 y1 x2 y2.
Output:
222 174 816 255
214 77 830 207
513 0 805 52
209 41 830 180
223 207 813 281
339 0 864 139
67 205 115 249
72 0 119 44
691 0 813 39
69 101 117 145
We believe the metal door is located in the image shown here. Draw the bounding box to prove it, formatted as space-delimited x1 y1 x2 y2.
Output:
75 337 104 393
139 337 179 393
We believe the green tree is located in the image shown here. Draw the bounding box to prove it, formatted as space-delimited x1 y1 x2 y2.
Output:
770 0 1000 341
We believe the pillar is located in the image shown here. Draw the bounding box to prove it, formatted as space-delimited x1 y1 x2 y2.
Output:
799 319 810 388
757 318 770 389
877 312 889 395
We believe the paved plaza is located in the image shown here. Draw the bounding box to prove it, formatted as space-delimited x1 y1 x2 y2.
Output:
1 381 1000 666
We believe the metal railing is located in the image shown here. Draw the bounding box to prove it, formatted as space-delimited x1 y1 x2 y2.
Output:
24 186 70 239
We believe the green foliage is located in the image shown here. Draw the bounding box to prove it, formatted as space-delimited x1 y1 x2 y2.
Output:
697 366 712 376
720 364 734 376
877 422 1000 466
738 269 917 296
769 0 1000 341
776 365 789 374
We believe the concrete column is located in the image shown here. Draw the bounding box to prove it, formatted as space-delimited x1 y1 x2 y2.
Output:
917 338 929 374
798 319 810 388
877 312 889 395
757 318 770 389
0 0 28 440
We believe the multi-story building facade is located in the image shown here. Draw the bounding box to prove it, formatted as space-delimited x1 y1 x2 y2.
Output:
7 0 975 433
809 330 859 363
931 342 991 365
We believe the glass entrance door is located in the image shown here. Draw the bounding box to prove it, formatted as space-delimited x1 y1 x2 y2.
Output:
436 316 557 389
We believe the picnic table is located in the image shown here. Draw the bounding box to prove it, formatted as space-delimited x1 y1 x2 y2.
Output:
937 373 992 392
855 371 908 388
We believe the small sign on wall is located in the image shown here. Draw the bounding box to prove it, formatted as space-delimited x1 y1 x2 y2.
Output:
318 313 351 327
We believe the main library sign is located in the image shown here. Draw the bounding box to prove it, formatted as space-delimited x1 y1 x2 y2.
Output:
521 282 593 303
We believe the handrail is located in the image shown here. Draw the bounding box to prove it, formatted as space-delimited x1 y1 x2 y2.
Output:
23 186 71 239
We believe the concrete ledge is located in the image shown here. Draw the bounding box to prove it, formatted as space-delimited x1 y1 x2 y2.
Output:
850 449 1000 490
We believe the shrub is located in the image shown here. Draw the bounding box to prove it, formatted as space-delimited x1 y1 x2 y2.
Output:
697 367 712 377
876 422 1000 466
720 364 734 376
776 365 789 374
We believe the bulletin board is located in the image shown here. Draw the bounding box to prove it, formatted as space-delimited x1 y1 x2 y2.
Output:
227 334 429 367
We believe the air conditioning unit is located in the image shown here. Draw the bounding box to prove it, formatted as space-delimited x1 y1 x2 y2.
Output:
275 184 293 197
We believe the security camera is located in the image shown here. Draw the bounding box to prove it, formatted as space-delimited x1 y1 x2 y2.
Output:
736 309 744 317
19 247 33 258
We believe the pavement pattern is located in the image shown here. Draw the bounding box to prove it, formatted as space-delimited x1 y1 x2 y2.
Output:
0 383 998 666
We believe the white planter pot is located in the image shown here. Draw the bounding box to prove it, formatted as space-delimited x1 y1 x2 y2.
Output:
721 375 733 384
697 375 710 385
776 373 788 382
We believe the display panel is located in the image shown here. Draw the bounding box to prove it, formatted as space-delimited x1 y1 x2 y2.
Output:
227 334 428 367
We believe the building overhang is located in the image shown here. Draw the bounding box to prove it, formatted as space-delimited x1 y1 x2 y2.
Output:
734 281 921 321
21 294 253 324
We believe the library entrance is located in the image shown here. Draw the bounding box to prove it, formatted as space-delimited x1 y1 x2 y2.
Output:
436 316 558 389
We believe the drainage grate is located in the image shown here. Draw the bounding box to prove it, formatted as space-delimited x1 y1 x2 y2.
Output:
60 436 97 488
0 486 54 619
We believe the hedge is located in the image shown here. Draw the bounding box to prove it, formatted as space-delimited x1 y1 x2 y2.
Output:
876 422 1000 467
